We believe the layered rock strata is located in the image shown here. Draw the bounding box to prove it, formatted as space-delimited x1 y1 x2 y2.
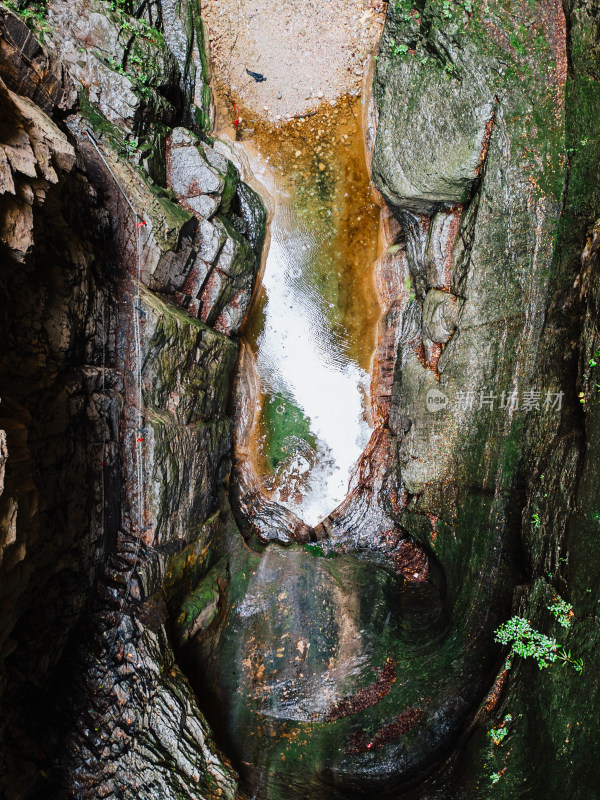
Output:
0 3 264 798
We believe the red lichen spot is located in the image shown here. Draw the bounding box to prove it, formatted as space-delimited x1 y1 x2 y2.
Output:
440 205 463 288
326 658 396 722
485 668 509 714
391 538 430 582
415 341 428 369
345 707 425 754
475 108 497 177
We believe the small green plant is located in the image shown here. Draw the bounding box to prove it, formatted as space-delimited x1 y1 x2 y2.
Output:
105 0 162 42
494 616 583 673
490 771 502 784
435 0 476 24
102 50 153 100
531 511 541 528
488 714 512 746
124 136 139 158
390 39 409 56
136 72 154 98
489 726 507 745
564 650 584 675
547 596 573 629
105 53 126 75
108 0 131 12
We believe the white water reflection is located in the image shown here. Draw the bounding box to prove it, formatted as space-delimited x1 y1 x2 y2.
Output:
242 148 373 526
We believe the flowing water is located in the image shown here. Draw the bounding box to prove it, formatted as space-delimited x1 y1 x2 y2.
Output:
232 99 380 525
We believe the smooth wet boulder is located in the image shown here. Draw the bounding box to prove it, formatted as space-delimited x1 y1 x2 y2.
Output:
422 289 461 344
372 18 495 214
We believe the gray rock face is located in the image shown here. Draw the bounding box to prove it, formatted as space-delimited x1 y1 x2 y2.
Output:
46 0 183 131
201 140 229 173
164 127 265 336
197 216 226 263
0 5 76 115
186 193 219 218
168 137 225 197
0 18 126 793
372 27 495 214
422 289 461 343
160 0 212 128
360 1 600 796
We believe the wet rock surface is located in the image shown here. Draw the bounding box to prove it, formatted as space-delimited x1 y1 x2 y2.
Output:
191 537 449 796
362 1 600 797
0 4 261 798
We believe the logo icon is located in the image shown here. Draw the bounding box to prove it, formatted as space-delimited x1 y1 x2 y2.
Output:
426 388 449 412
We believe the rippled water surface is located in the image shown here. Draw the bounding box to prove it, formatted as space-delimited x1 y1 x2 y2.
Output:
239 100 380 524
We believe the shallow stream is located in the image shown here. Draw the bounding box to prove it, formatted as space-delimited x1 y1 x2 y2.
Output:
232 99 381 524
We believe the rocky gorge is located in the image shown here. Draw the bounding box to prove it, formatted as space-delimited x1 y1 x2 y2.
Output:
0 1 599 799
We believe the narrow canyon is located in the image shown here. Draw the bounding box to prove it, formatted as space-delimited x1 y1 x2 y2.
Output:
0 1 599 799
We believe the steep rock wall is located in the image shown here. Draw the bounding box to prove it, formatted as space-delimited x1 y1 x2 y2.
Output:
371 0 600 796
0 3 264 798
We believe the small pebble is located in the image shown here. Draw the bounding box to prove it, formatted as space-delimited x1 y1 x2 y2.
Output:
318 162 326 171
277 92 282 99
